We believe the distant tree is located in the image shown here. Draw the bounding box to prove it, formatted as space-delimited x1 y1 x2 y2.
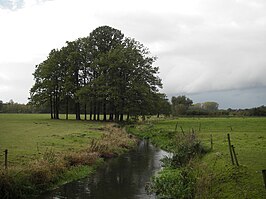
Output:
191 103 202 110
250 106 266 116
202 101 219 111
171 95 193 116
0 100 3 112
8 99 14 105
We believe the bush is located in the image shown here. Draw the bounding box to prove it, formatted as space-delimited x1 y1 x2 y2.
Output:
169 132 207 168
147 168 196 199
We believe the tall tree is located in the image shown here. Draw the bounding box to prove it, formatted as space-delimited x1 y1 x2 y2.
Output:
171 95 193 116
0 100 3 112
30 49 63 119
202 101 219 111
86 26 124 121
30 25 165 121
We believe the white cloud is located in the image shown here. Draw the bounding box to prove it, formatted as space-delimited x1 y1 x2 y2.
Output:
0 0 266 107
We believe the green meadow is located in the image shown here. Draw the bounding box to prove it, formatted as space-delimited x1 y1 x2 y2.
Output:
0 114 136 198
0 114 266 198
0 114 105 167
128 117 266 198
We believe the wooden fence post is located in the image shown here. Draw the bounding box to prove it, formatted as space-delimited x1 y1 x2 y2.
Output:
227 134 234 165
231 145 239 166
4 149 8 170
262 170 266 189
210 134 213 150
180 126 185 135
175 122 178 131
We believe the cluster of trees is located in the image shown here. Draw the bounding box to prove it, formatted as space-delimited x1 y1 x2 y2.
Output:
171 95 266 117
30 26 170 121
0 100 33 113
227 106 266 116
171 96 193 116
171 95 219 116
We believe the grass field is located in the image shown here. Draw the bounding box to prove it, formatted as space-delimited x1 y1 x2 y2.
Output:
0 114 106 167
128 117 266 198
1 114 266 198
0 114 136 198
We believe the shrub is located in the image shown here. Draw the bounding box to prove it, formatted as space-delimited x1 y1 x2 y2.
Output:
147 168 196 199
170 131 206 167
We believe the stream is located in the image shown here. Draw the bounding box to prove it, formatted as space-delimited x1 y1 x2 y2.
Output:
40 140 170 199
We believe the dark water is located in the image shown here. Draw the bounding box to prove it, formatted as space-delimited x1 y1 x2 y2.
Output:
40 140 170 199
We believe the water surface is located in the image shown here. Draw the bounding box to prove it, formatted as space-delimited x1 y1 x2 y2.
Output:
41 140 169 199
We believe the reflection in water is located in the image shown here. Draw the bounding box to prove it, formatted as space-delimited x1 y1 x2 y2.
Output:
40 140 170 199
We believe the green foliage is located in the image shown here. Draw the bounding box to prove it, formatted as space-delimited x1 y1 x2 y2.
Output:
144 131 205 198
201 101 219 111
171 95 193 116
30 26 165 121
168 132 207 168
0 100 3 112
0 100 34 113
147 168 196 199
128 123 206 198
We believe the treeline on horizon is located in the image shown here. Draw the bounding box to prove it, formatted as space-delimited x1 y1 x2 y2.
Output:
1 98 266 117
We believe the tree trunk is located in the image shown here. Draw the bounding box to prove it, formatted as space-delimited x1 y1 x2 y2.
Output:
76 102 81 120
119 97 125 122
97 102 100 121
127 113 130 121
90 102 93 120
50 95 53 119
103 101 107 121
114 110 119 121
109 102 113 121
84 104 87 120
120 113 124 122
53 95 56 119
55 93 59 119
93 101 97 120
109 113 113 121
65 96 68 120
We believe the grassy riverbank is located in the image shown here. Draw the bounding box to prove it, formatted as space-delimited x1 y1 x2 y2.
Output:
0 114 136 198
127 117 266 198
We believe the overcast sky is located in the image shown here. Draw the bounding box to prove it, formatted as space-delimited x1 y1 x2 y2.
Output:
0 0 266 109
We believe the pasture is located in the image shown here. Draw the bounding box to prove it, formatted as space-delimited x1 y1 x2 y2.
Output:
1 114 265 198
0 114 136 198
128 117 266 198
0 114 105 167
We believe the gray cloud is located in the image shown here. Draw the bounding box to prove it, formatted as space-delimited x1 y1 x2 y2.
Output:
0 0 266 108
186 87 266 109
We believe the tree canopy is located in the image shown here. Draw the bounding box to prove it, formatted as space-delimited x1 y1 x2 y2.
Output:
171 95 193 116
30 26 168 121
